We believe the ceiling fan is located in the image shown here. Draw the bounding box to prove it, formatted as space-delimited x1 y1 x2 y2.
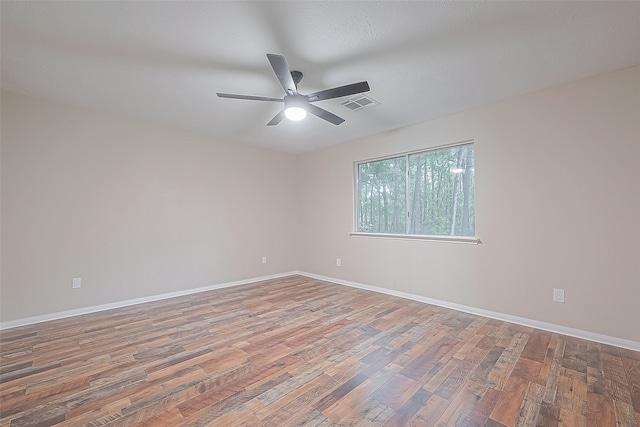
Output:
217 54 370 126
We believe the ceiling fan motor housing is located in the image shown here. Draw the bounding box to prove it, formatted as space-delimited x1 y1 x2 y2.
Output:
284 94 309 110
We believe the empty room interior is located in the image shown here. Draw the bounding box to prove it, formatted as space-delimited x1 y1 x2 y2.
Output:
1 2 639 426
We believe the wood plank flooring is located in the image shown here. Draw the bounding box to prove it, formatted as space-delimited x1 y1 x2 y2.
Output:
1 275 639 426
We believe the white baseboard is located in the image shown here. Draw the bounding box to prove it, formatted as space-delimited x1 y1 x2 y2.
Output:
3 270 639 352
296 271 640 352
0 271 297 330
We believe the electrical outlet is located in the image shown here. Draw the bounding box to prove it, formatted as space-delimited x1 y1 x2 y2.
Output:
336 258 341 267
72 277 81 289
553 288 564 303
262 257 267 264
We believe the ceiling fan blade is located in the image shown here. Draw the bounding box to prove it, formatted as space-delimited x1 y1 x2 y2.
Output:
267 54 298 96
306 81 370 102
267 110 286 126
217 93 283 102
307 104 345 125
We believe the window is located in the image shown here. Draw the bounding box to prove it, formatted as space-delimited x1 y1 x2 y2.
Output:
355 142 475 240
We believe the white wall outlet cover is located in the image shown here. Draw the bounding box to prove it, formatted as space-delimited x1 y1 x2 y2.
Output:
72 277 81 289
553 289 565 303
262 257 267 264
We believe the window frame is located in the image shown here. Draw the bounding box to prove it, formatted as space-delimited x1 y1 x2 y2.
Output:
351 140 481 245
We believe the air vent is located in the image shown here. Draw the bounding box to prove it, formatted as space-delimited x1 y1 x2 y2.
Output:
341 95 379 111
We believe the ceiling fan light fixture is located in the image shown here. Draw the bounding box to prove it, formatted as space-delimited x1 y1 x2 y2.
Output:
218 54 370 126
284 95 308 121
285 106 307 121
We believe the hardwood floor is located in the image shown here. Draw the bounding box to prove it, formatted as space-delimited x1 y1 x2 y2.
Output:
1 275 639 426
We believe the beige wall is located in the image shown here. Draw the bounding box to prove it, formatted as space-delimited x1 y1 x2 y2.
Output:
2 66 639 343
298 66 640 343
1 92 299 321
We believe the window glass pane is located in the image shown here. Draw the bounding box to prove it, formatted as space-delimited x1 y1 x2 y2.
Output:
357 157 406 233
408 144 474 236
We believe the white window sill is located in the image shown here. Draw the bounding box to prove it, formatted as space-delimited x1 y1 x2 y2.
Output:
349 232 481 245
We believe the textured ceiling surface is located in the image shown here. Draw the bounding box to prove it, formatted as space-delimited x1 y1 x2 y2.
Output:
1 1 639 153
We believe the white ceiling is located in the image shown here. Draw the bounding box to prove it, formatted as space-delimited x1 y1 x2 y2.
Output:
2 1 639 153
